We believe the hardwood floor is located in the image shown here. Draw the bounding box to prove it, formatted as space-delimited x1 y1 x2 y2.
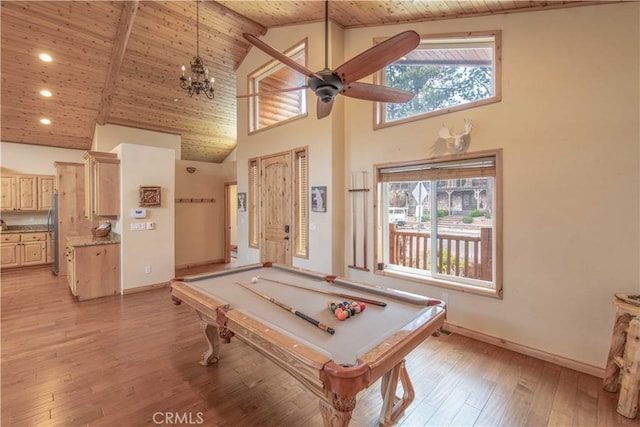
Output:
1 265 636 427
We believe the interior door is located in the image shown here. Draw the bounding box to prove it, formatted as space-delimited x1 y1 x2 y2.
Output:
260 152 292 265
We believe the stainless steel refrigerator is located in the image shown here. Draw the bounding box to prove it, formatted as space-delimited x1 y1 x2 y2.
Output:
47 192 59 275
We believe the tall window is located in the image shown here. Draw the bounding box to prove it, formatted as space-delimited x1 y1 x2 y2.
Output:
375 31 501 129
249 40 308 133
248 159 259 248
294 148 308 258
375 150 502 298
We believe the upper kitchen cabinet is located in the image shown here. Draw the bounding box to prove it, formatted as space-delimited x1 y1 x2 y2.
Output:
0 175 55 211
84 152 120 218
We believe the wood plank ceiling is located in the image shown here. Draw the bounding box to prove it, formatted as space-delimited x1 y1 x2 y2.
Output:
1 1 608 163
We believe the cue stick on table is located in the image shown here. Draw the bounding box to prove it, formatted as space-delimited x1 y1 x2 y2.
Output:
234 281 336 335
256 276 387 307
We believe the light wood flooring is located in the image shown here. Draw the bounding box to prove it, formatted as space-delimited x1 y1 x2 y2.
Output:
1 265 637 427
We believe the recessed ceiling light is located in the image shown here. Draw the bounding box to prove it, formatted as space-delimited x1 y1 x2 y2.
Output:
40 90 52 97
39 53 53 62
40 118 51 125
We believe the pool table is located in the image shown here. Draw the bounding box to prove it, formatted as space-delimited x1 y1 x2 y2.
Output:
171 263 446 426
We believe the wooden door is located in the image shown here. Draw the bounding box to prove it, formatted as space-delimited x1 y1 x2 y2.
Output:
260 153 292 265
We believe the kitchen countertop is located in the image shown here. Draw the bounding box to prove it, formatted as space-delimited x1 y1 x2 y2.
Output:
1 225 49 233
67 233 121 247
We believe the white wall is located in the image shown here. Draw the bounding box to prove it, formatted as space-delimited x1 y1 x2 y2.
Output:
236 2 639 371
342 3 639 370
175 159 236 267
92 124 181 160
235 21 345 273
116 144 175 290
0 141 85 225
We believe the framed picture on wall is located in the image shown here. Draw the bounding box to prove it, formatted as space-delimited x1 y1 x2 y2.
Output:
237 193 247 212
139 186 161 207
311 186 326 212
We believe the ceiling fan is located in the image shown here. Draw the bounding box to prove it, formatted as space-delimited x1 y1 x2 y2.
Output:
239 0 420 119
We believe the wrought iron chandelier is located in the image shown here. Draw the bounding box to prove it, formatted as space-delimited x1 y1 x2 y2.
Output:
179 0 215 99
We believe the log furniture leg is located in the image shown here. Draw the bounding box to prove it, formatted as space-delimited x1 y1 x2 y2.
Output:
603 311 632 392
617 317 640 418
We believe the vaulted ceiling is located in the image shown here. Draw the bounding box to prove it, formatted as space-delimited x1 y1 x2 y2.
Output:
0 1 608 163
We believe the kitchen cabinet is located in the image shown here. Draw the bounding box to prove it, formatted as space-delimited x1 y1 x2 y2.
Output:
55 161 95 276
66 236 120 301
0 174 56 211
84 152 120 219
0 232 48 269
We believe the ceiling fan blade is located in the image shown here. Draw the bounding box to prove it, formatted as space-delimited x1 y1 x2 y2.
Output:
341 81 414 103
243 33 324 81
317 98 334 119
334 30 420 84
236 85 308 99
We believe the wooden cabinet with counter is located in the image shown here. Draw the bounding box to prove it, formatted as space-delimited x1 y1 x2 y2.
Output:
1 231 50 269
66 235 120 301
83 151 120 219
0 175 55 212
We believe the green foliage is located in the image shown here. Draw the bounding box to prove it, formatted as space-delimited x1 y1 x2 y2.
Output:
469 209 483 217
462 216 473 224
421 212 430 222
437 209 449 218
384 63 493 121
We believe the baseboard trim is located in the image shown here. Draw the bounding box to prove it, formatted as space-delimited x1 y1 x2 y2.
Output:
122 281 170 295
444 322 605 379
175 259 224 270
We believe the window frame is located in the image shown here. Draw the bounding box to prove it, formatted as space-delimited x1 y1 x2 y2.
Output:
374 149 503 298
373 30 502 130
248 39 308 134
294 147 309 258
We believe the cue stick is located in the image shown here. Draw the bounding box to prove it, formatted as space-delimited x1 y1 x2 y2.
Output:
362 171 368 270
351 173 357 267
234 281 336 335
257 276 387 307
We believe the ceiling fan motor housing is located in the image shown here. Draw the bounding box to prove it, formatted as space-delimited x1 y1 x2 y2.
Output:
308 71 344 103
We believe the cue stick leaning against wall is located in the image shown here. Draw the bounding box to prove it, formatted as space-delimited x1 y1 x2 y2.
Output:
235 281 336 335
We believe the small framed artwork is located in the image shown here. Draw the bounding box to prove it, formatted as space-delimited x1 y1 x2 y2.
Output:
311 186 326 212
237 193 247 212
139 186 161 207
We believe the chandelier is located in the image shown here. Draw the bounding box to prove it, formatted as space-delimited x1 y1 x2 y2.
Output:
179 0 215 99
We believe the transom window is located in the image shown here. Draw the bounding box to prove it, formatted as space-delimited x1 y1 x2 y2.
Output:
375 31 501 129
375 150 502 298
248 40 308 133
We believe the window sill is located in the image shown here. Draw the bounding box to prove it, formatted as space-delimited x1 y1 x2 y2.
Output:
375 267 502 299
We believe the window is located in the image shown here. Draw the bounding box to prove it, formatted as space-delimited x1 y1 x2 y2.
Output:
248 158 259 248
249 40 308 133
374 31 501 129
375 150 502 298
294 148 308 258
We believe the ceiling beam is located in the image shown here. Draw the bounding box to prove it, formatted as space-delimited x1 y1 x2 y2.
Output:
96 1 139 126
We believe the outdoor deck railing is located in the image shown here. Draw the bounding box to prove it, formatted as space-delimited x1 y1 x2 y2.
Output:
389 223 492 281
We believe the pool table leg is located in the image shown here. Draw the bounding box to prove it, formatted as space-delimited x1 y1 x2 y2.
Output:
379 360 415 426
199 321 220 366
319 393 356 427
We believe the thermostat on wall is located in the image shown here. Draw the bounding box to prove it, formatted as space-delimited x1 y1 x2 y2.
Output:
131 208 147 218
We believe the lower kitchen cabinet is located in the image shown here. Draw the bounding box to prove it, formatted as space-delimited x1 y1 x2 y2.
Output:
1 231 49 269
66 242 120 301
